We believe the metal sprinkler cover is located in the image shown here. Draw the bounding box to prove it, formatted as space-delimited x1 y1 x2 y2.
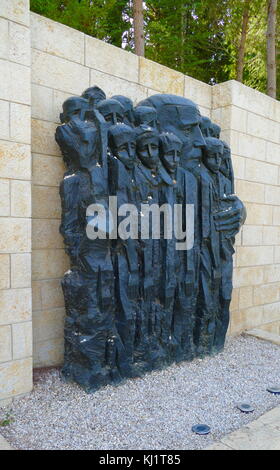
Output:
266 386 280 395
191 424 211 435
237 403 254 413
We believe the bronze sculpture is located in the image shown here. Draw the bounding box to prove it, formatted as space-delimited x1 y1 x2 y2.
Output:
56 88 246 392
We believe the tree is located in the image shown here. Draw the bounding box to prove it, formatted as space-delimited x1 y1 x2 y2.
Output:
236 0 250 82
133 0 144 56
267 0 278 98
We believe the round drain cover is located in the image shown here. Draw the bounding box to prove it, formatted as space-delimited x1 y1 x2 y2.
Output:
237 403 254 413
267 386 280 395
192 424 211 435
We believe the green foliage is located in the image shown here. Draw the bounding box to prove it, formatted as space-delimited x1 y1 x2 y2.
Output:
30 0 131 47
30 0 279 98
0 411 14 427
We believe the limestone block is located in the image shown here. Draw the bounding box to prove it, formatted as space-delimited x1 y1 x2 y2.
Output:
9 22 30 66
32 249 69 280
32 49 90 95
247 112 279 144
236 246 274 267
275 246 280 263
139 57 184 95
212 106 247 133
235 180 265 204
0 100 9 139
230 288 239 311
0 0 30 26
198 106 211 118
273 207 280 226
253 283 279 306
242 225 263 246
184 75 212 109
86 36 138 83
0 325 12 362
266 141 280 165
33 337 64 368
90 69 147 105
0 18 9 60
0 255 10 289
233 266 264 288
231 155 245 179
0 218 31 253
244 203 273 226
0 358 33 400
40 279 64 310
230 305 263 334
31 13 84 64
245 159 278 186
31 119 60 156
236 133 266 161
264 185 280 205
259 322 280 334
11 253 31 288
264 264 280 283
0 140 31 180
263 226 280 245
212 81 234 109
0 288 32 325
32 154 65 187
31 84 54 122
33 308 65 343
10 103 31 144
11 180 31 217
32 186 61 219
0 179 10 216
239 286 253 309
53 89 74 123
263 302 280 323
32 219 63 249
12 321 32 360
32 281 42 311
0 59 30 105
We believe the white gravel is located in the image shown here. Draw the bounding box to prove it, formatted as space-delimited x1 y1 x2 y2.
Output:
1 334 280 450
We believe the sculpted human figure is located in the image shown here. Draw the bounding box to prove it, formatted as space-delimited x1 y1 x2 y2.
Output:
111 95 135 127
96 98 124 126
56 105 122 391
108 123 140 376
56 89 246 392
81 86 106 108
134 106 158 129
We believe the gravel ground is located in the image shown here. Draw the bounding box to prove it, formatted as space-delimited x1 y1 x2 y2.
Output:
1 334 280 450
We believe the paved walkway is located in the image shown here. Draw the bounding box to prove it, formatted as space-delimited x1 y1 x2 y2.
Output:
0 434 13 450
206 404 280 450
1 405 280 450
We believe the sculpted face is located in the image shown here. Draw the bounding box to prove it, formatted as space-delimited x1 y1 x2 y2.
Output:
82 86 106 108
109 124 136 169
220 142 231 178
159 133 182 175
111 96 135 126
136 132 159 170
134 106 157 128
175 105 205 170
203 138 224 174
61 97 89 123
96 99 124 126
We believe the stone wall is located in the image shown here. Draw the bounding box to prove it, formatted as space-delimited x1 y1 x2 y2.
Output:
0 1 279 401
29 12 212 368
0 0 32 406
212 81 280 335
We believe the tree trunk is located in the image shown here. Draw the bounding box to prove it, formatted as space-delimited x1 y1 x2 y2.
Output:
133 0 144 56
236 0 250 82
267 0 278 98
